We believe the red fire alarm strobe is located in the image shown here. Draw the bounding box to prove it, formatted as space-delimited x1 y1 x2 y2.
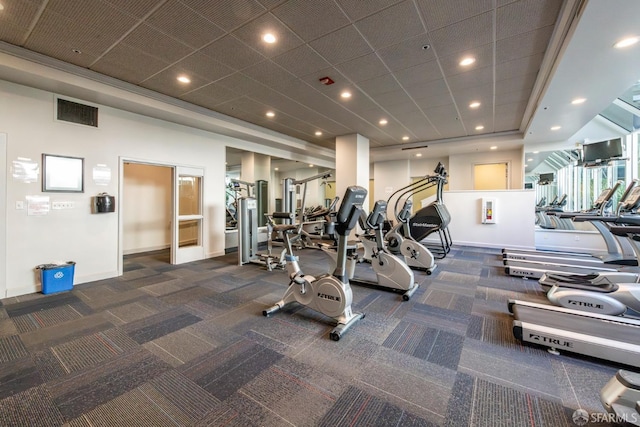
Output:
319 76 335 85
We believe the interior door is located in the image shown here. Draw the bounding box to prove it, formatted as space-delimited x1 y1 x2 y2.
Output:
474 162 509 190
172 166 205 264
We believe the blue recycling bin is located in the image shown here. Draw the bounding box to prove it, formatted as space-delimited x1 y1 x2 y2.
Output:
37 261 75 294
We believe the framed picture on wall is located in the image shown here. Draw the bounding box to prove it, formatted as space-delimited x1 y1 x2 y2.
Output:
42 153 84 192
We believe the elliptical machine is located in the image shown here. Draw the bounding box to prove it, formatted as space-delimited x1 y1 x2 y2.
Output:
384 163 450 271
262 186 367 341
349 200 418 300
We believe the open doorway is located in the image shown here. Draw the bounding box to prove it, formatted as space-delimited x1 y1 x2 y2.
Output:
121 161 205 270
474 162 509 190
122 162 172 264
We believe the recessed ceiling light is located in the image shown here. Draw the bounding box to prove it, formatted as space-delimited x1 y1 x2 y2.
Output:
402 136 409 141
533 151 539 154
475 125 484 130
490 146 497 150
379 119 388 125
416 153 422 157
266 111 275 117
177 75 191 83
550 125 561 130
309 164 314 167
571 98 587 105
469 101 481 109
263 33 276 44
274 167 279 171
71 48 82 54
0 3 4 11
341 91 352 99
315 131 322 136
527 158 533 162
460 57 475 66
614 36 638 49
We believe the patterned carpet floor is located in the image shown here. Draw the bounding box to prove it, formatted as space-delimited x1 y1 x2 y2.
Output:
0 245 625 426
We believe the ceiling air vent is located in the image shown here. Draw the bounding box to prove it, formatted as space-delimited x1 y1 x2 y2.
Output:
56 98 98 127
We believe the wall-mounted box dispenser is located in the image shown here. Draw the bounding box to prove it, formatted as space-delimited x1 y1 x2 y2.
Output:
481 198 496 224
93 193 115 213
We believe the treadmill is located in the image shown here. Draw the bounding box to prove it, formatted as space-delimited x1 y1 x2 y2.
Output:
509 299 640 368
504 181 640 278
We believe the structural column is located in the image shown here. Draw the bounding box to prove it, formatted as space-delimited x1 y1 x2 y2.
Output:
335 133 370 208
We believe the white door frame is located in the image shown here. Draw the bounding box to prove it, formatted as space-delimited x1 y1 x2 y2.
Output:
171 166 205 265
118 157 205 275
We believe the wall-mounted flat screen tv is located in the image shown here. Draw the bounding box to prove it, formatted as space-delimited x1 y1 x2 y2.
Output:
539 172 554 184
583 138 623 163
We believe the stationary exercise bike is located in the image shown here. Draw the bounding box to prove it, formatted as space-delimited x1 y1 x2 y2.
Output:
262 186 367 341
349 200 418 300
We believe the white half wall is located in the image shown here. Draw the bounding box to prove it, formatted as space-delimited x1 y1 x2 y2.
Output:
438 190 536 249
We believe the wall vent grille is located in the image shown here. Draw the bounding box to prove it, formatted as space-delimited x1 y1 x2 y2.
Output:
57 98 98 127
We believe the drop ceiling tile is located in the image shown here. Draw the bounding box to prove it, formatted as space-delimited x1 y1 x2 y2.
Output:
141 66 210 97
447 66 493 92
26 5 137 58
452 84 493 109
495 88 530 106
406 78 451 101
357 74 403 97
394 60 443 88
336 0 403 21
180 0 266 32
146 0 225 49
241 60 298 91
91 43 170 84
0 0 42 44
256 0 287 10
496 26 554 63
438 43 493 77
200 35 265 71
272 0 350 42
386 101 422 116
497 0 562 40
121 23 194 65
309 25 373 65
355 1 424 50
335 52 389 83
372 90 414 109
215 72 271 96
101 0 162 19
428 11 493 56
496 52 544 81
180 82 241 109
417 0 493 31
495 72 537 95
273 44 331 78
173 51 235 82
232 12 304 59
377 33 435 72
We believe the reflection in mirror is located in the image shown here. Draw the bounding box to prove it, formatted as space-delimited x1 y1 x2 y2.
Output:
525 147 628 232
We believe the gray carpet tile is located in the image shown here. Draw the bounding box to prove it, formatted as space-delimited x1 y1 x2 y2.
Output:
0 384 65 426
318 385 438 427
0 246 628 425
122 307 202 344
47 348 171 420
0 356 43 399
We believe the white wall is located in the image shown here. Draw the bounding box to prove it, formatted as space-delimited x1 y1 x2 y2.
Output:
0 134 6 297
2 80 228 297
122 163 171 254
435 190 536 249
448 148 524 190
